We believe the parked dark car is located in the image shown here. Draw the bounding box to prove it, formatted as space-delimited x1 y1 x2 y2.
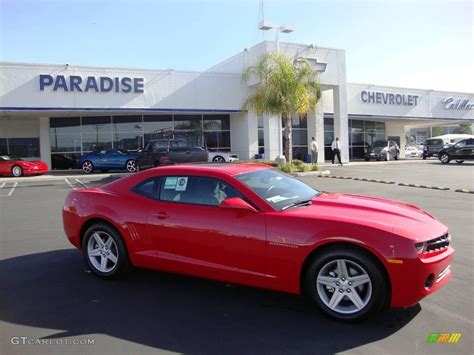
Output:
137 139 208 169
76 149 138 174
422 138 445 159
364 140 399 161
52 154 76 170
438 138 474 164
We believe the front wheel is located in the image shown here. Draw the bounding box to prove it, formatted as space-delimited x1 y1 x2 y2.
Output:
126 159 137 172
82 160 94 174
439 153 450 164
11 165 23 177
305 247 387 321
82 223 130 279
456 160 464 164
394 151 399 160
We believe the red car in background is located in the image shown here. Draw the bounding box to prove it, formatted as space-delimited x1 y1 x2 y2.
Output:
63 164 453 321
0 155 48 177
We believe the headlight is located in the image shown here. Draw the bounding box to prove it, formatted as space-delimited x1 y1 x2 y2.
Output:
415 241 426 254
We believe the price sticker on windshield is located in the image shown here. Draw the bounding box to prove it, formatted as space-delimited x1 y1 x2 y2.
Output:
164 177 177 189
175 177 188 191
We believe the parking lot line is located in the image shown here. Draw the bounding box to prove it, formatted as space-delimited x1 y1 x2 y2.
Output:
74 178 88 188
0 182 5 189
5 182 18 196
64 178 76 190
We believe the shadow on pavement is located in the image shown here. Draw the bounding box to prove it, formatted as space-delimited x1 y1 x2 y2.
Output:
0 250 421 354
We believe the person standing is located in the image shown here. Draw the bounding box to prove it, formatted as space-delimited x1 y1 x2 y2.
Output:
311 137 318 164
331 137 343 166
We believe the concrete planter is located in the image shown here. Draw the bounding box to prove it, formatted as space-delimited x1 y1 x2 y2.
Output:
290 170 331 177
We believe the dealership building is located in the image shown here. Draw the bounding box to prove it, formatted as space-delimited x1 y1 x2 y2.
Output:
1 41 473 169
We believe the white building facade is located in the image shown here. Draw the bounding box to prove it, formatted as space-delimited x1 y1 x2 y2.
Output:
1 41 473 169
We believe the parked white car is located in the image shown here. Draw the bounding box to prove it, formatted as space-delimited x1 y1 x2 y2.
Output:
405 146 422 157
208 151 239 163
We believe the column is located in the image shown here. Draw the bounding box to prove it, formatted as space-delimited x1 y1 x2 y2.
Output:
39 116 51 169
385 121 407 158
333 85 349 163
229 111 258 160
307 96 325 163
263 114 281 160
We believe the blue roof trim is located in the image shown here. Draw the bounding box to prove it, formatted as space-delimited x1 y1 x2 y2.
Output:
0 106 243 113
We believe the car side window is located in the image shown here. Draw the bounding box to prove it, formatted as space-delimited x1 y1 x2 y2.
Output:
467 139 474 146
159 176 243 206
455 141 466 148
132 177 161 200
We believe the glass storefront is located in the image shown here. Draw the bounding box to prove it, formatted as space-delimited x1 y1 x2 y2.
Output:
324 117 386 160
50 114 231 169
0 137 40 157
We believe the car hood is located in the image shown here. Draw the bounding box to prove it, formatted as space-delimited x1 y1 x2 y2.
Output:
369 147 386 154
284 192 446 241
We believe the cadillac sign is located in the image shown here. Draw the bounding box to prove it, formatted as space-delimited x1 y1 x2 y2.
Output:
443 97 474 110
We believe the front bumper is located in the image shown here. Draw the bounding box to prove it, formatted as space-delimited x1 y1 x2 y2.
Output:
389 246 454 308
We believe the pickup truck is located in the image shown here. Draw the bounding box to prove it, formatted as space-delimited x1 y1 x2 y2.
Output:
136 139 208 169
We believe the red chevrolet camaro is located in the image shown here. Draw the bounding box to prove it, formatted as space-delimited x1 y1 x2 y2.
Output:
63 164 453 320
0 155 48 177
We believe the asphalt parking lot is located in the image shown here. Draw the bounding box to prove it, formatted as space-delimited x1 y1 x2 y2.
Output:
0 161 473 355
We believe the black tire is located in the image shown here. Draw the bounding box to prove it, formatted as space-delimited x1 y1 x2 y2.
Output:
394 151 399 160
11 165 23 177
304 246 387 321
82 223 130 279
364 157 369 161
82 160 94 174
439 153 451 164
422 155 426 160
455 160 464 164
212 155 226 163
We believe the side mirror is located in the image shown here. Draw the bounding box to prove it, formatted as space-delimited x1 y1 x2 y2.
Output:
220 197 257 213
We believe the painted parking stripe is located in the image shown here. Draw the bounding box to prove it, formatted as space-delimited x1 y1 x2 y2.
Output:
7 182 18 196
0 182 5 189
64 178 77 190
74 179 88 188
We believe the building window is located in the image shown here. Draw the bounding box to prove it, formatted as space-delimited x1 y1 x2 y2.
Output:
257 116 264 155
7 138 40 158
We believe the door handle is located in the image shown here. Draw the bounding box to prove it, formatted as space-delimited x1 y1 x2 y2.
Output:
153 212 169 220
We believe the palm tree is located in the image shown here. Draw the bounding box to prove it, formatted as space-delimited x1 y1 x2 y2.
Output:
242 52 321 162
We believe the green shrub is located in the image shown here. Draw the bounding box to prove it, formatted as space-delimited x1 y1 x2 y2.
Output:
310 163 320 171
300 163 310 172
280 163 294 173
292 159 305 167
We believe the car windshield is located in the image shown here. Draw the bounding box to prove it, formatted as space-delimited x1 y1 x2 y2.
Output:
235 169 320 211
372 140 388 147
426 139 443 146
0 155 22 161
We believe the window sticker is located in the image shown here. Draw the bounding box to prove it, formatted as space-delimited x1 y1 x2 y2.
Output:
266 195 298 203
175 177 188 191
164 177 178 189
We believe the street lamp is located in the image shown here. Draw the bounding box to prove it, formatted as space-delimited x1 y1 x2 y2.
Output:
258 21 294 52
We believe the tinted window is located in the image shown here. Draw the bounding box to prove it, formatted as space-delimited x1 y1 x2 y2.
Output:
132 178 160 199
159 176 242 206
153 141 168 150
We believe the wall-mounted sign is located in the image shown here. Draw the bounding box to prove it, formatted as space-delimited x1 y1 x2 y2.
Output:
443 97 474 110
39 74 144 93
360 90 419 106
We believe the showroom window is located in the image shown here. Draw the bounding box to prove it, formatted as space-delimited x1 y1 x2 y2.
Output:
0 138 40 158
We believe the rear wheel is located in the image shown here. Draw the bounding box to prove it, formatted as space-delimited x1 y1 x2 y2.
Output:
212 155 226 163
82 160 94 174
439 153 450 164
82 223 129 279
305 247 387 321
126 159 137 172
11 165 23 177
394 151 399 160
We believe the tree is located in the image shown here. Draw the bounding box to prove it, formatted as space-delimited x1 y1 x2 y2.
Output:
242 52 321 162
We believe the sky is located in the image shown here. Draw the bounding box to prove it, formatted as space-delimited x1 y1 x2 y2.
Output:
1 0 473 92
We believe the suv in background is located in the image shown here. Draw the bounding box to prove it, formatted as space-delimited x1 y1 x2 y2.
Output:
423 138 446 159
438 138 474 164
137 139 208 169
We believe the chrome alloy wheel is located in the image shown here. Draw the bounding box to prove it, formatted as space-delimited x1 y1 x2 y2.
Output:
82 161 93 173
440 153 450 164
12 165 22 177
87 231 119 273
213 156 225 163
126 160 137 172
316 259 372 314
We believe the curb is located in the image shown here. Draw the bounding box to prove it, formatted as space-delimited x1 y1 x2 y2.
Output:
454 189 474 194
353 177 396 184
320 175 353 180
398 183 450 191
0 172 129 183
292 170 331 177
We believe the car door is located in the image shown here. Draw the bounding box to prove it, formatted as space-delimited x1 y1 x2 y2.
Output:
167 140 188 163
461 139 474 159
146 174 267 283
450 140 468 159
